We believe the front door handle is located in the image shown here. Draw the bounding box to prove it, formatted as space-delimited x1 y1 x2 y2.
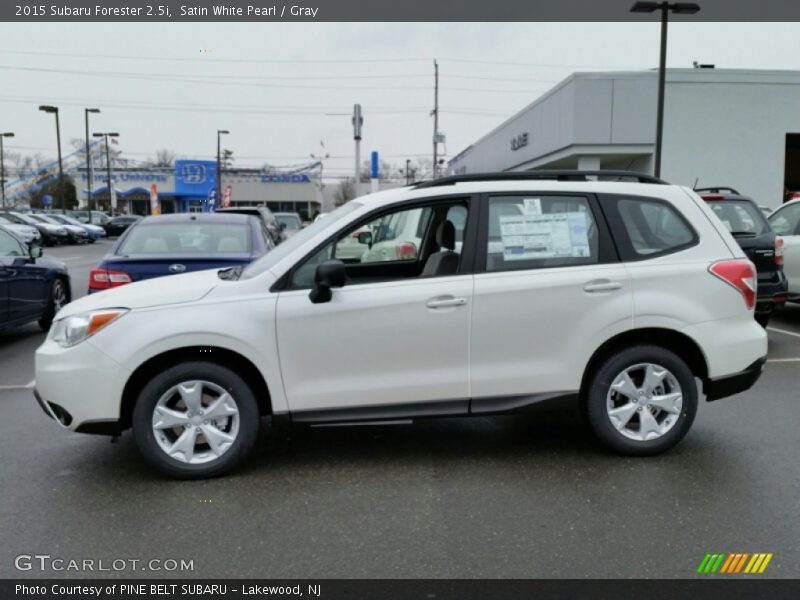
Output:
426 296 467 309
583 280 622 293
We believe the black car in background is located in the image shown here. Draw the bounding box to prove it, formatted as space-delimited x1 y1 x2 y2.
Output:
697 187 788 326
0 226 71 331
104 215 142 237
215 206 284 245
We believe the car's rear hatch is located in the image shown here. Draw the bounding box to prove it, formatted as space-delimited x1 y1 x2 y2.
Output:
104 255 251 283
704 198 782 288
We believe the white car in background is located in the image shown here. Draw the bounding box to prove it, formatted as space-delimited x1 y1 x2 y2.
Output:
767 199 800 299
35 172 768 478
0 214 41 245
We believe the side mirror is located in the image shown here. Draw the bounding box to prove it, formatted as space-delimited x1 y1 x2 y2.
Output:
356 231 372 247
29 244 43 259
309 260 346 304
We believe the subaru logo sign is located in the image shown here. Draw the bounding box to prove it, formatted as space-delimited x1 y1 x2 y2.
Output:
169 264 186 274
181 164 207 184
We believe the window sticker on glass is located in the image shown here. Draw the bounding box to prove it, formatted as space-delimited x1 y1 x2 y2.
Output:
499 212 590 260
523 198 542 215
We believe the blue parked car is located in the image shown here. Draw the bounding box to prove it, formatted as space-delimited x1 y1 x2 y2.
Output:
0 225 71 331
46 213 107 242
88 213 274 292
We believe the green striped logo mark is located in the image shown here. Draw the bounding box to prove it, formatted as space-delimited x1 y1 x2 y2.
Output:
697 553 727 574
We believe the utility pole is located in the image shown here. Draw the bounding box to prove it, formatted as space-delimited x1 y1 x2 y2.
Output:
405 159 411 185
0 132 13 209
39 106 66 213
217 129 229 211
432 59 439 179
352 104 363 198
93 132 119 215
85 108 100 217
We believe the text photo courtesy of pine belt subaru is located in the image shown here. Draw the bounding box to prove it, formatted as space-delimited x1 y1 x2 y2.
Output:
34 172 768 479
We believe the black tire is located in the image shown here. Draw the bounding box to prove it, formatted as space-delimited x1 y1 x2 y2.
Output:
585 345 698 456
38 277 68 331
132 362 261 479
755 313 770 328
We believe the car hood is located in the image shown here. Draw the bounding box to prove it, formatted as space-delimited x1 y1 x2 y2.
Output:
57 268 222 319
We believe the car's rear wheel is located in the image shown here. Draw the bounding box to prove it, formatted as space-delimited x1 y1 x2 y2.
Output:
585 346 697 456
132 362 260 479
38 278 67 331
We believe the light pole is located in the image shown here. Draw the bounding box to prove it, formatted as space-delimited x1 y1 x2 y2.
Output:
217 129 229 210
0 132 14 209
93 132 119 215
39 105 66 213
631 1 701 178
84 108 100 218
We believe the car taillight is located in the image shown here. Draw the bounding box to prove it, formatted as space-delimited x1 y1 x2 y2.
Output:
395 241 417 260
775 236 784 266
89 268 132 291
709 259 756 310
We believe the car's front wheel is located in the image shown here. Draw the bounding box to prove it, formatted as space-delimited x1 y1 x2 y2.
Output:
38 278 68 331
585 345 697 456
132 362 261 479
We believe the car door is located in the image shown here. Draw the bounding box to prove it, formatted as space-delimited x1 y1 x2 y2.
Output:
470 192 631 403
275 198 476 417
0 228 46 323
768 202 800 295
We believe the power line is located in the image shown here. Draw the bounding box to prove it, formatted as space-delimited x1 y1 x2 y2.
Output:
0 65 548 94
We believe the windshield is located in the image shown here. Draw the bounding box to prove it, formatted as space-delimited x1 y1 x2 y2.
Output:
29 214 57 225
241 202 362 279
119 222 251 255
707 200 770 235
10 213 37 225
276 214 302 230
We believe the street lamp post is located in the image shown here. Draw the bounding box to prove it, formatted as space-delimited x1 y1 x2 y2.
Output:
0 132 14 209
84 108 100 218
630 1 701 178
217 130 229 210
38 105 66 213
93 132 119 216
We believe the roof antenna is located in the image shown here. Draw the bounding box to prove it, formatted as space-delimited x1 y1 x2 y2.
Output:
693 177 700 190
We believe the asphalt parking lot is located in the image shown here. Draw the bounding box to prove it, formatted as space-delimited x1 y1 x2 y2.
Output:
1 241 799 579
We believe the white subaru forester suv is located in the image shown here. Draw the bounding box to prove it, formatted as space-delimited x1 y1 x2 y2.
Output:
35 171 768 478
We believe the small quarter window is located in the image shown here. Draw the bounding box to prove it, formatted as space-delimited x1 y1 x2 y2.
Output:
606 196 697 260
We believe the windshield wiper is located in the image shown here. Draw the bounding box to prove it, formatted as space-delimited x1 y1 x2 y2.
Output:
217 265 243 280
729 231 757 237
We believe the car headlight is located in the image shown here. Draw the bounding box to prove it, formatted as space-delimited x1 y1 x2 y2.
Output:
49 309 128 348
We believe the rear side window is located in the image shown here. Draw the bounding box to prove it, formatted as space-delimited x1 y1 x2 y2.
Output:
707 200 769 236
484 195 600 272
605 196 697 261
769 204 800 236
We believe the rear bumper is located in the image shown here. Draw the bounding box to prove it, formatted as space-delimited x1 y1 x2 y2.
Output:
704 356 767 401
755 271 789 314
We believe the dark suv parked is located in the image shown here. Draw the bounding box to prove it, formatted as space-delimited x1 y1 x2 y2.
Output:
215 206 284 246
697 187 787 326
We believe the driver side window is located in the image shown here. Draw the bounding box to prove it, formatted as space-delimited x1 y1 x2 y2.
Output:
288 200 469 289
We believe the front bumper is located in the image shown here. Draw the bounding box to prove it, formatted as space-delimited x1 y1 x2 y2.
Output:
34 337 132 432
704 356 767 401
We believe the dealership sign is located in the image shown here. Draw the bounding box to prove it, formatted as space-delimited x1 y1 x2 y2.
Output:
175 160 217 195
511 132 529 151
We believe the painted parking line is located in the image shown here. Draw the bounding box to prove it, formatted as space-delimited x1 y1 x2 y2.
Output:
0 379 35 391
768 326 800 339
766 357 800 363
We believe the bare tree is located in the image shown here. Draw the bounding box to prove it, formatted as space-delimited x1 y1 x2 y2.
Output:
141 149 176 168
334 177 355 206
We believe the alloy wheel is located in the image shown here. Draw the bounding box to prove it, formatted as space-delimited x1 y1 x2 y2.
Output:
606 363 683 442
151 380 240 464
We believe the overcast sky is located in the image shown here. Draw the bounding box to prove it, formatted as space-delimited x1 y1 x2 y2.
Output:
0 22 798 178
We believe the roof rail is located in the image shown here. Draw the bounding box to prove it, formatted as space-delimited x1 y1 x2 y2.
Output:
413 170 668 189
694 186 741 195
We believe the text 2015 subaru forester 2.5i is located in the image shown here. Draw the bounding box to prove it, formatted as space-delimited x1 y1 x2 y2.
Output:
34 172 768 478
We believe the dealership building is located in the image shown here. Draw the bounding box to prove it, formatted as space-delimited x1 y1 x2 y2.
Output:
76 159 324 219
448 69 800 208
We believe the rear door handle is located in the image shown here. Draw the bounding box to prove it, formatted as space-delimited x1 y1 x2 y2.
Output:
426 296 467 309
583 280 622 293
